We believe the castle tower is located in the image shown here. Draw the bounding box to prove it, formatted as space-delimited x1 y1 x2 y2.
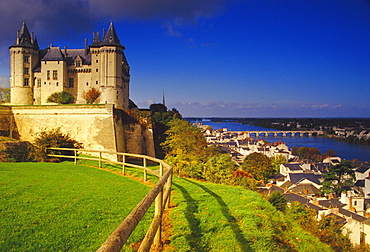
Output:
9 22 39 105
90 22 130 110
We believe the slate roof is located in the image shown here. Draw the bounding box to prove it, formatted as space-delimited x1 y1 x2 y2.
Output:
64 49 91 65
288 173 321 185
283 163 302 171
269 184 284 194
339 208 368 223
318 198 346 209
355 166 370 174
10 22 38 49
354 179 365 187
283 193 325 213
290 184 320 195
90 22 124 48
41 47 65 61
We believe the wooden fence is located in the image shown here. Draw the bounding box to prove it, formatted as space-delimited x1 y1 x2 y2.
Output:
47 148 173 252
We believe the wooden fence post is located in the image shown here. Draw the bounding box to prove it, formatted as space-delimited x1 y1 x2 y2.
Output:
160 163 163 176
74 149 77 165
143 158 147 182
166 172 172 208
122 154 126 175
99 152 102 168
154 189 163 245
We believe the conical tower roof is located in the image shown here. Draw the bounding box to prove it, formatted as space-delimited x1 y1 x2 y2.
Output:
10 22 37 49
90 22 124 48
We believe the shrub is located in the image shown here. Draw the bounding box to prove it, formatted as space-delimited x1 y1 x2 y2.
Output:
33 128 82 162
229 169 256 189
0 141 34 162
47 91 74 104
268 191 287 211
82 88 101 104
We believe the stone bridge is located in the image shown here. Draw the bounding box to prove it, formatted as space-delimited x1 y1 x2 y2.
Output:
228 130 324 137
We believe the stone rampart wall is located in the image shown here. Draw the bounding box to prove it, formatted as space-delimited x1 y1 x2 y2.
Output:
0 105 155 157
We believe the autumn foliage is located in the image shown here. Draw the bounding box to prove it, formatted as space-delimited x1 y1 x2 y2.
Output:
82 88 101 104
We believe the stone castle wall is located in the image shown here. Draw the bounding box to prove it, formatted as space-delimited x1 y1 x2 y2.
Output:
0 105 155 157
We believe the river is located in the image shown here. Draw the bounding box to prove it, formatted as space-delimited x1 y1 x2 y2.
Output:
192 121 370 162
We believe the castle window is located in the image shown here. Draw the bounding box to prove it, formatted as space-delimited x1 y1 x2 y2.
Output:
24 67 29 75
24 56 29 63
68 78 74 88
96 60 98 63
96 81 98 85
75 61 81 67
96 69 98 72
37 79 41 87
53 70 58 80
24 78 29 86
47 70 50 80
56 82 59 86
86 82 89 86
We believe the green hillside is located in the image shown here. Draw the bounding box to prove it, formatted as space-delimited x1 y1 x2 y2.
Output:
0 162 152 251
168 177 333 252
1 162 333 252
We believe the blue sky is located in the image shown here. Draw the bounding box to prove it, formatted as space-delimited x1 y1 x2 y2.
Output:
0 0 369 117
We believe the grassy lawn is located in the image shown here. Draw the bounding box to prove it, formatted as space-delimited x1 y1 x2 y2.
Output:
168 177 333 252
0 162 153 252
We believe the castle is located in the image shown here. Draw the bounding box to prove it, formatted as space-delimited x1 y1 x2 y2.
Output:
0 22 155 157
9 22 130 110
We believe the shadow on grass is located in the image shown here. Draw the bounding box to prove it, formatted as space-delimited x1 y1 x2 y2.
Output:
173 182 210 252
185 179 252 251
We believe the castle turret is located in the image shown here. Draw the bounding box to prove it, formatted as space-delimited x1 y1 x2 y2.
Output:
9 22 39 105
90 22 130 110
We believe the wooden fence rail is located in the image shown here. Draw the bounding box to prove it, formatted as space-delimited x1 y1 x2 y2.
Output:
47 148 173 252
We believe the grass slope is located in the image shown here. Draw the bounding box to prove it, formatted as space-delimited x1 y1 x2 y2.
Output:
169 178 333 252
0 162 153 251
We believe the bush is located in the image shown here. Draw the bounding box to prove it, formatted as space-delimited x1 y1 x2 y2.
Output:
33 128 82 162
0 141 34 162
82 88 101 104
268 191 287 211
47 91 74 104
229 169 256 189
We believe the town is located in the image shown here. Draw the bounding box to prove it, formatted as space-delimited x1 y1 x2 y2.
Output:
195 122 370 245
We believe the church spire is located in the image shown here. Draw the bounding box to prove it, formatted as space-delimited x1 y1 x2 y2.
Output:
162 91 166 106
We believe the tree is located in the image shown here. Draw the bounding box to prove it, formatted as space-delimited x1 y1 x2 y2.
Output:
324 149 337 157
271 155 287 173
203 154 237 184
242 152 274 183
296 146 322 161
47 91 74 104
321 160 355 197
0 87 10 104
162 118 209 177
150 103 182 159
82 88 101 104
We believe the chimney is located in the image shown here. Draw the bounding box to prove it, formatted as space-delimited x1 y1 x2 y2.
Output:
31 32 34 43
16 30 20 44
64 46 67 57
84 38 88 55
102 29 106 38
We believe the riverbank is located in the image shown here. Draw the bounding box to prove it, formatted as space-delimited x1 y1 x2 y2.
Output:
189 120 370 162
